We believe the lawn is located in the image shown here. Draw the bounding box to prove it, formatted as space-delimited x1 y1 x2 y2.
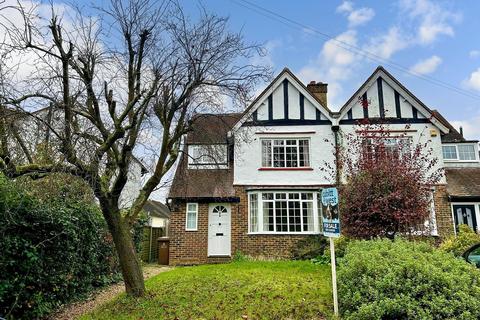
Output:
81 260 333 320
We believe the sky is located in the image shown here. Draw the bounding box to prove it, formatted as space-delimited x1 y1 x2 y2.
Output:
180 0 480 141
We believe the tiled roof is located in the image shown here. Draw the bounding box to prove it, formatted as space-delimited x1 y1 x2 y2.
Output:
445 168 480 197
431 110 467 143
169 113 239 199
143 200 170 219
186 113 242 144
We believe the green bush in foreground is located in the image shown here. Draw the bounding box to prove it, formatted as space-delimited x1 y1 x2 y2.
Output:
338 239 480 320
0 175 120 319
440 224 480 257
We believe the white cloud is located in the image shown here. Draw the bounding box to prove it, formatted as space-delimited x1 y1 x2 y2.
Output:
363 27 409 60
463 68 480 91
469 50 480 58
297 30 360 108
336 1 354 13
409 55 442 75
399 0 461 45
347 8 375 27
336 1 375 27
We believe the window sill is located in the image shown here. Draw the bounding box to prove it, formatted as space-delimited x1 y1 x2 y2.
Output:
444 160 479 163
185 229 198 232
247 232 321 235
258 167 314 171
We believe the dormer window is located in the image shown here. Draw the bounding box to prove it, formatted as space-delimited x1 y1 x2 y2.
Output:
442 144 478 162
188 144 228 169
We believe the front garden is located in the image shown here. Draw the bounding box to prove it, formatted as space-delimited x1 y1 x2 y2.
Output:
82 235 480 320
81 261 333 320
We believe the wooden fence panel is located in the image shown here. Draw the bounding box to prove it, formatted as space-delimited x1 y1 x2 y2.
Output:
141 227 166 263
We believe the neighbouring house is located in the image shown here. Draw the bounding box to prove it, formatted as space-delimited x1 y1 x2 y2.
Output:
141 200 171 262
144 199 171 232
167 66 480 265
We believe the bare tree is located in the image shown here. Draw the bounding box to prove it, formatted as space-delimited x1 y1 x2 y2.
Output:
0 0 270 297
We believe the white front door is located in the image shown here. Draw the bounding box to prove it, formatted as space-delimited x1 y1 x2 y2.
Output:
208 203 231 256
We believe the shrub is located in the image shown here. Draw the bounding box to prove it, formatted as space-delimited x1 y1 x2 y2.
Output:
0 175 120 319
440 224 480 257
291 235 328 260
337 123 442 239
338 239 480 320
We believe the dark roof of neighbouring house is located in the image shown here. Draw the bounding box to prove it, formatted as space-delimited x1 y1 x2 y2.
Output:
431 110 468 143
186 113 242 144
445 168 480 198
168 113 239 199
143 200 170 219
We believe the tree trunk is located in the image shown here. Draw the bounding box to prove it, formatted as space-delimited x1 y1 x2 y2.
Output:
103 206 146 297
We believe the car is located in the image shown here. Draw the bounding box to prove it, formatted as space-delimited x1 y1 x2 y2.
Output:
463 243 480 268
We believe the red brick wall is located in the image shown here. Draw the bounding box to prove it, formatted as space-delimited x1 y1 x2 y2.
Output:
169 185 455 265
433 185 455 238
169 187 315 265
169 202 209 265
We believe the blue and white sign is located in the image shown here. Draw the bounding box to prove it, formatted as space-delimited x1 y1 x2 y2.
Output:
321 188 340 238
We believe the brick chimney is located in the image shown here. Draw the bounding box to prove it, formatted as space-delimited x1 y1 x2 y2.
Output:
306 81 328 107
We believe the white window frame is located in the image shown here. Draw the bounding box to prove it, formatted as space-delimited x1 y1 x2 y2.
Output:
261 138 311 168
247 191 320 235
185 202 198 231
442 143 479 162
364 137 412 158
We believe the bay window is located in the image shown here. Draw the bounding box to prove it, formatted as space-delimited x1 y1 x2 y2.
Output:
261 139 310 168
248 191 320 233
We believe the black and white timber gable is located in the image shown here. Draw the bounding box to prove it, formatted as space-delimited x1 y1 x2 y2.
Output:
231 68 333 130
337 66 449 133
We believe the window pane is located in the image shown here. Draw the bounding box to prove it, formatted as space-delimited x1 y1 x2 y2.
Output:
458 145 476 161
285 143 298 167
302 201 314 231
299 140 310 166
262 193 273 200
249 194 258 232
301 193 313 200
187 203 197 212
273 141 285 167
262 140 272 167
275 200 288 232
263 201 274 231
187 211 197 229
442 146 457 160
288 199 301 232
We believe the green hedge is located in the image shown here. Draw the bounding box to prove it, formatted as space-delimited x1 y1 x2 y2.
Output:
440 224 480 257
0 175 120 319
338 239 480 320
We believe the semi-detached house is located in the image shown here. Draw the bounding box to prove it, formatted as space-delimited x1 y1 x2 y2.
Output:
167 66 480 265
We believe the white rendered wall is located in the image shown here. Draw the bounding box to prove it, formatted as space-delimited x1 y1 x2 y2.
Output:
234 125 336 186
338 122 447 184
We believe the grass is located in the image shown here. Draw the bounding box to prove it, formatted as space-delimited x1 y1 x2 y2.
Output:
81 260 333 320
